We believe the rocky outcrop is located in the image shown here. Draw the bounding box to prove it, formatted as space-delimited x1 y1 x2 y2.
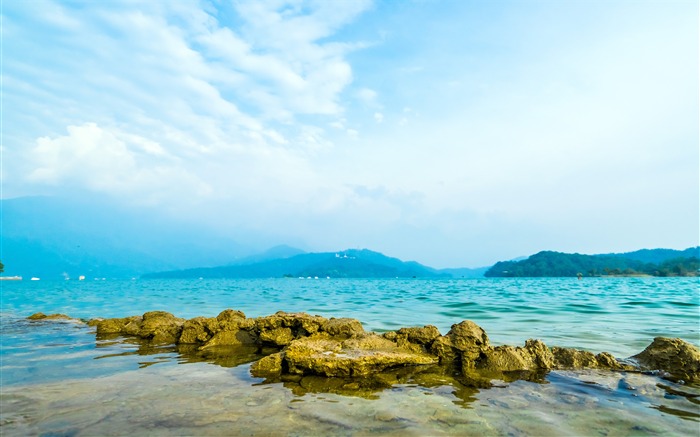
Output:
632 337 700 382
28 310 699 385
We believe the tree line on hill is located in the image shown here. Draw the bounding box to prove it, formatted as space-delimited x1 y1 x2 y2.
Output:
485 248 699 278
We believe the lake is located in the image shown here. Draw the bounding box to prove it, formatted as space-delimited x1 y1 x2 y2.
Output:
1 277 698 435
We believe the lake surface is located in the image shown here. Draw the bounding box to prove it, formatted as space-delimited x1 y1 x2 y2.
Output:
1 277 699 435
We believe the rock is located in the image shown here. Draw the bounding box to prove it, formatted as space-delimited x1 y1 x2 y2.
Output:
524 339 556 369
396 325 441 345
551 347 599 369
595 352 630 370
447 321 490 365
476 345 537 373
200 329 257 349
430 335 459 363
137 311 184 344
321 318 364 338
631 337 700 382
29 309 698 389
254 312 327 342
259 327 294 346
179 317 218 344
217 309 251 331
283 333 438 377
27 313 75 321
250 352 285 377
95 316 142 335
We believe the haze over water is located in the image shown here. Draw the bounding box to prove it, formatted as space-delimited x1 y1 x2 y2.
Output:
1 277 698 435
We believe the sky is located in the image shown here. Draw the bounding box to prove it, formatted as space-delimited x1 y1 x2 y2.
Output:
2 0 698 268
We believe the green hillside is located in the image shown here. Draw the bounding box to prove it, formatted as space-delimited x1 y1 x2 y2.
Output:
485 248 699 278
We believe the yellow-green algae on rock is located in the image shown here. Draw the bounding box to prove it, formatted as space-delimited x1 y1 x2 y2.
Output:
27 310 700 385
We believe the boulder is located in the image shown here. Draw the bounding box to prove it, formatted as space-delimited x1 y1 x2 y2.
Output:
320 318 364 338
469 339 554 378
551 347 599 369
476 345 537 373
217 309 252 331
94 316 143 335
250 352 285 377
395 325 441 345
29 309 697 388
259 327 294 346
200 329 257 349
631 337 700 382
282 333 438 377
179 317 218 344
137 311 184 344
254 312 327 341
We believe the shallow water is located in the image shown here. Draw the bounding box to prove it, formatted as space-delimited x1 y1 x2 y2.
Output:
1 278 699 435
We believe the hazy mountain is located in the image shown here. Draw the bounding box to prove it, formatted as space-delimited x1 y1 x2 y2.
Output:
143 249 450 279
1 196 251 279
230 245 306 266
439 267 490 278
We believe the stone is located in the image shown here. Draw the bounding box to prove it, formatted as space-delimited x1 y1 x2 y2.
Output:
216 309 249 331
321 318 364 338
180 317 217 344
631 337 700 382
396 325 441 345
476 345 536 373
137 311 184 344
200 329 257 349
551 347 598 369
283 333 438 377
27 313 75 321
430 335 459 363
595 352 629 370
259 327 294 346
29 309 699 389
250 352 285 377
95 316 142 335
524 339 556 369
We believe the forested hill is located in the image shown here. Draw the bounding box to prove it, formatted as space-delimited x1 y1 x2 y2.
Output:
143 249 450 279
485 247 699 278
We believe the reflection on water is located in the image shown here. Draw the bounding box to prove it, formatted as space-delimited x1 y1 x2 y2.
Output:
114 333 700 424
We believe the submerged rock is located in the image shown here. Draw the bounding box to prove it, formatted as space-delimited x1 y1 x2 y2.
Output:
632 337 700 383
27 312 78 321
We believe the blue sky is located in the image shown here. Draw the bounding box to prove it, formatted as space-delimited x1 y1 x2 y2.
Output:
3 0 698 267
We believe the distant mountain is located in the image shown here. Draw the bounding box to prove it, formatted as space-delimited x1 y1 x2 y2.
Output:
603 247 700 265
143 249 450 279
439 266 490 278
229 245 306 266
485 247 700 277
0 196 250 279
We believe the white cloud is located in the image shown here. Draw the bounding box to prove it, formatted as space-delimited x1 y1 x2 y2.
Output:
357 88 378 106
26 123 211 201
374 112 384 123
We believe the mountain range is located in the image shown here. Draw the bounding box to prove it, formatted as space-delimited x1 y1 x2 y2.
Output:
1 196 696 279
485 248 699 277
142 248 466 279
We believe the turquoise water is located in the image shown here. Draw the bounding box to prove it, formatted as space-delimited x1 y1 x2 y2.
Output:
1 277 699 435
